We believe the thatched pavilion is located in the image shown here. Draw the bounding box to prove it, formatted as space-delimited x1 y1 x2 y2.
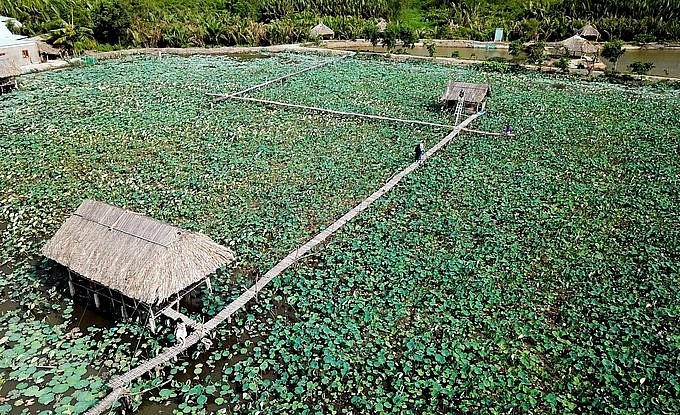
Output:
441 82 492 113
560 34 600 57
578 24 600 41
42 200 235 332
310 22 334 40
0 57 21 93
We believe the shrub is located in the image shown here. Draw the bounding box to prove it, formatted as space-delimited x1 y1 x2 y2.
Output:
629 61 655 75
480 60 510 73
555 57 570 73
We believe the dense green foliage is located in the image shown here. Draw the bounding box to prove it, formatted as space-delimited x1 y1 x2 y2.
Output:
601 39 625 72
1 0 679 50
1 52 679 413
628 61 655 75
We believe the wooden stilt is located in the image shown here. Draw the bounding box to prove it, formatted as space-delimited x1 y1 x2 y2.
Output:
148 309 157 334
205 278 212 295
121 296 128 319
68 273 76 297
94 293 101 309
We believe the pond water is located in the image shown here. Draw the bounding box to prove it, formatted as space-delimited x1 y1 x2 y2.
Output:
602 48 680 78
342 44 510 61
332 44 680 78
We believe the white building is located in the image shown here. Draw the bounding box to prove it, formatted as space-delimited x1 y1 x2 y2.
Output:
0 16 40 65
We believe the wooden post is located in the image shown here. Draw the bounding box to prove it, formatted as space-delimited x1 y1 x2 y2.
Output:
109 288 115 312
68 272 76 297
148 309 156 334
121 296 128 319
94 292 101 309
205 278 212 295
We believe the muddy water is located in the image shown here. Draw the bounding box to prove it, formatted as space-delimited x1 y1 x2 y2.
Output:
333 44 680 78
602 48 680 78
342 44 510 60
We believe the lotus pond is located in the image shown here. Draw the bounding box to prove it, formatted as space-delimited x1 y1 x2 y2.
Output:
0 52 678 414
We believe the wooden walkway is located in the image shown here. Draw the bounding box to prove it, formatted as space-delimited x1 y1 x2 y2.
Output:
462 127 514 137
160 307 202 330
215 95 455 129
84 111 483 415
209 54 353 104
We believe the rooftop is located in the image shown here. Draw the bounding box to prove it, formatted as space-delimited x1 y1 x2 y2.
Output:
41 200 235 305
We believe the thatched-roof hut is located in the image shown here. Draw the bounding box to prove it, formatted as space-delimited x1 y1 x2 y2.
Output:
42 200 235 331
29 36 62 61
310 22 334 39
376 19 388 33
561 34 600 56
578 24 600 41
441 82 492 113
0 57 21 92
0 58 21 78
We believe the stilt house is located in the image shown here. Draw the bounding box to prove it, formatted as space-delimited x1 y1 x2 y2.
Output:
41 200 235 332
0 57 21 93
441 82 492 113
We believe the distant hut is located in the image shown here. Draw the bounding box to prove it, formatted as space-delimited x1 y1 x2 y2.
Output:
310 22 334 40
577 24 600 41
560 34 600 57
441 82 492 113
376 19 388 33
41 200 235 332
0 57 21 93
30 36 62 61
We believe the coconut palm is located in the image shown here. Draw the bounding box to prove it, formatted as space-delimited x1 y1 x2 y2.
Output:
47 19 93 55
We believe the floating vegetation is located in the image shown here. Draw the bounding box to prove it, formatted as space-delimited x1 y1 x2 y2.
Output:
0 52 679 414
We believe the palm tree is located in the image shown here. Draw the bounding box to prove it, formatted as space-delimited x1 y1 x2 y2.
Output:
47 19 93 55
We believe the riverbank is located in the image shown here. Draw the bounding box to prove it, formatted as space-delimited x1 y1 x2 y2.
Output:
322 39 680 80
14 42 680 83
84 44 353 60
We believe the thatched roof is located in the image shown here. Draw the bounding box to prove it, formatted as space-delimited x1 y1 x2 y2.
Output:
38 41 61 55
578 24 600 39
310 22 334 38
442 82 492 103
0 58 21 78
29 36 62 55
376 19 387 33
41 200 235 305
561 35 600 55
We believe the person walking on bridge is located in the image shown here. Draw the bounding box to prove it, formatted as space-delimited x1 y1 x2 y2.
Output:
414 142 424 161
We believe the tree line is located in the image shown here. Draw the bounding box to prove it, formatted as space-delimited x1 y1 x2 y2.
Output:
1 0 678 53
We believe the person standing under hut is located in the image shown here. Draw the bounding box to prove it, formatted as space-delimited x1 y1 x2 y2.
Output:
174 318 187 347
414 142 424 161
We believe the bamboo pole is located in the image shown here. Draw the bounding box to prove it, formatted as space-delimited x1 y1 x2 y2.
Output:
223 95 455 129
462 127 514 137
209 54 353 103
